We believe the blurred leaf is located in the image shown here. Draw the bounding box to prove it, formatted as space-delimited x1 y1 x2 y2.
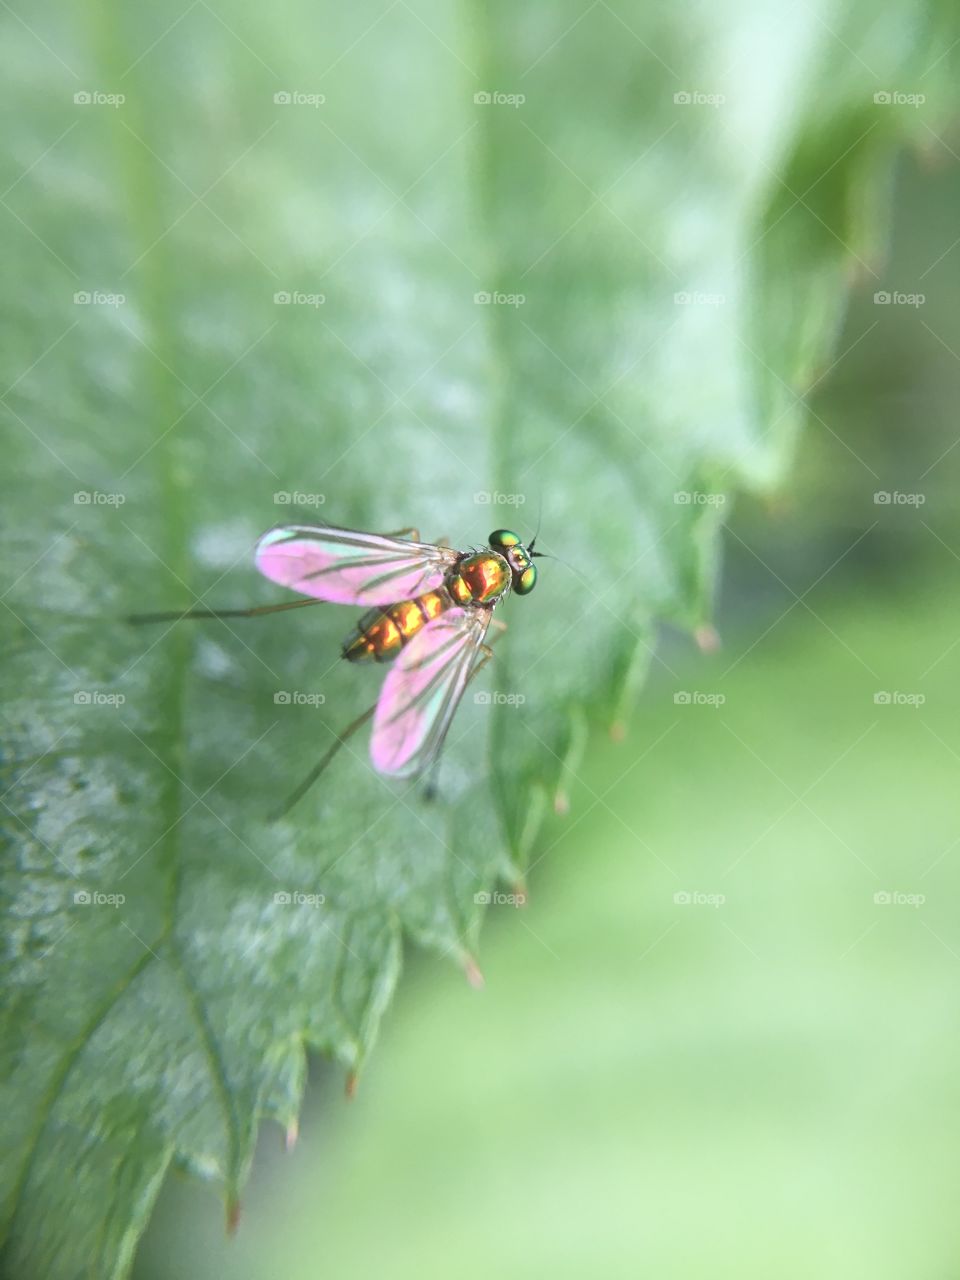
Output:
1 0 957 1276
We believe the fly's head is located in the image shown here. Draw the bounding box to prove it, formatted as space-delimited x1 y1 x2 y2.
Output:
487 529 538 596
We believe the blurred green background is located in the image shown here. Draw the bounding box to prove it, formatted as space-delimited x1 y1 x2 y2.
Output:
134 155 960 1277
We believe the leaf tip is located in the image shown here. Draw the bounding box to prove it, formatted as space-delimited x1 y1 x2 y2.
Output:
553 788 570 816
609 720 627 743
914 138 949 173
284 1118 299 1151
345 1069 359 1100
694 624 721 654
226 1195 241 1236
462 953 485 989
845 257 880 288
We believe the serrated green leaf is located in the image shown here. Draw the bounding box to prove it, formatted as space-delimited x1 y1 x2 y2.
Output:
2 1 957 1276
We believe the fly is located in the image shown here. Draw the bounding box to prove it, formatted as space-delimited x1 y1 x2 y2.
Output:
131 523 542 813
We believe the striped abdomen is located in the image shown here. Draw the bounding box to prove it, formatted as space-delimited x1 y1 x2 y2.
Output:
342 589 449 663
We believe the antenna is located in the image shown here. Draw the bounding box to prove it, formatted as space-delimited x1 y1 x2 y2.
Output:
523 494 577 572
528 492 543 553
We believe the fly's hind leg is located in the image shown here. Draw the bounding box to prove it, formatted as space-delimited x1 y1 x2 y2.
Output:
128 598 325 625
280 619 508 814
270 701 377 821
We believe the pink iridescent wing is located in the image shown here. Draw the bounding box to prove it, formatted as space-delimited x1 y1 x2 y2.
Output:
255 525 458 606
370 607 491 777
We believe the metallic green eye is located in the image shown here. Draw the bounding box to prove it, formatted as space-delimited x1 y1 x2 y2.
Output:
516 564 537 595
489 529 520 548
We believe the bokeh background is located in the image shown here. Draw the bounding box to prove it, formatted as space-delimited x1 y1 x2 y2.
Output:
134 155 960 1277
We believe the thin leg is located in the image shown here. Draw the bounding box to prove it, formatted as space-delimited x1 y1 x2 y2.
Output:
471 644 496 674
380 527 420 540
270 701 377 820
128 598 325 625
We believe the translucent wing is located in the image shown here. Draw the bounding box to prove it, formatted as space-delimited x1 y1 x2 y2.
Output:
255 524 458 606
371 607 491 777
